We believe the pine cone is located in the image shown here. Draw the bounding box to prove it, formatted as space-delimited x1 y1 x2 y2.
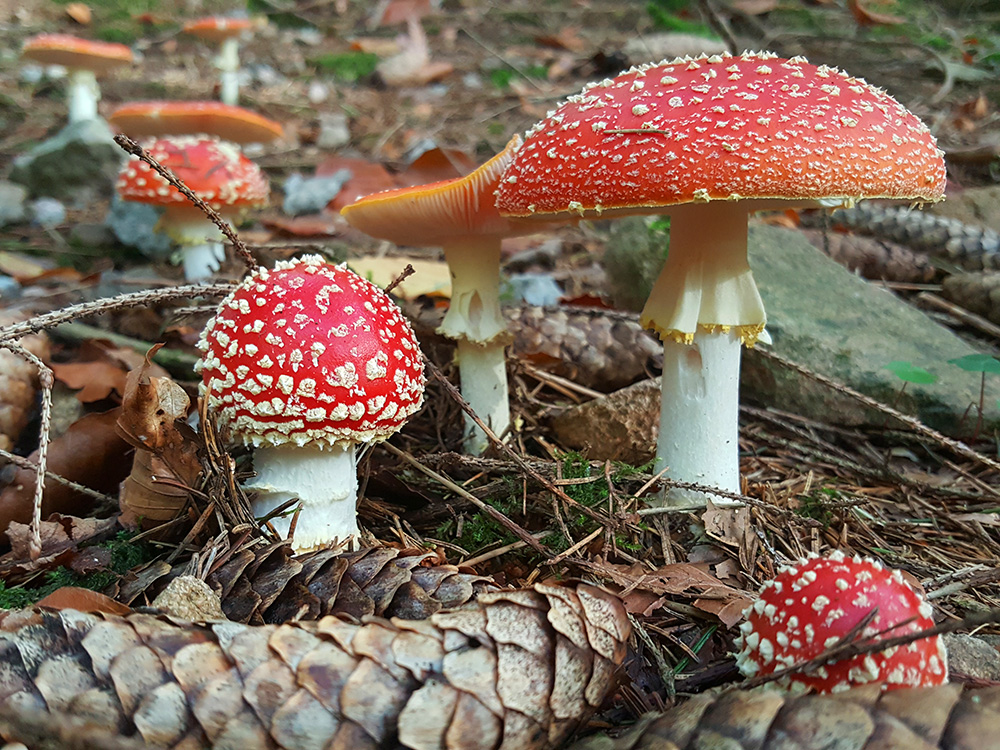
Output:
207 543 495 624
568 682 999 750
0 582 631 750
801 228 939 283
941 271 1000 326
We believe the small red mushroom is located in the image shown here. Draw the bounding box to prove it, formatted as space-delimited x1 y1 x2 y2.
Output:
734 552 948 693
183 16 253 105
115 135 268 280
197 256 425 552
21 34 133 124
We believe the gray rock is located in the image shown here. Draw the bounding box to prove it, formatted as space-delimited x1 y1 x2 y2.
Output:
29 197 65 227
9 118 123 202
0 181 27 227
316 111 350 149
745 224 995 434
0 275 20 300
106 193 171 257
942 633 1000 681
506 273 564 307
283 170 351 216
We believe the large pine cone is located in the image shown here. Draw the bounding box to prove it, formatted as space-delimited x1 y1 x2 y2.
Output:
941 271 1000 326
207 544 494 624
0 582 630 749
568 682 1000 750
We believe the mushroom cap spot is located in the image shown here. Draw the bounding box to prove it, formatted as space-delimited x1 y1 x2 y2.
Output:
496 51 946 218
197 256 426 449
109 101 283 144
115 135 270 211
21 33 133 72
733 552 947 693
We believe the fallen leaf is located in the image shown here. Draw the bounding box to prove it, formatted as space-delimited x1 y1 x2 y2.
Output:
318 156 397 211
64 2 92 24
374 0 432 26
350 37 401 56
729 0 777 14
0 410 132 533
51 360 128 402
36 586 131 615
0 514 119 582
848 0 904 26
535 27 585 51
396 146 475 187
348 257 452 299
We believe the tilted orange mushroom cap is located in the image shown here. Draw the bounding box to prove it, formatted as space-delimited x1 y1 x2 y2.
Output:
495 52 945 507
341 136 547 454
183 16 253 105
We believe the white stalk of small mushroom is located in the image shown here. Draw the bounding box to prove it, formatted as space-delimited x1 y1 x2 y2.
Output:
217 36 240 106
66 68 100 124
161 207 229 281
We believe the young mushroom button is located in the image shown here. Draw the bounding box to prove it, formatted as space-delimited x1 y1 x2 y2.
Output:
496 51 946 508
197 256 425 553
734 552 948 694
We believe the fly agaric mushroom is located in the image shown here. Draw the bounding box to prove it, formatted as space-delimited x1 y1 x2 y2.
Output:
734 552 948 694
341 136 551 454
116 135 268 280
197 256 425 552
110 100 283 145
496 52 945 507
21 34 133 124
183 16 253 106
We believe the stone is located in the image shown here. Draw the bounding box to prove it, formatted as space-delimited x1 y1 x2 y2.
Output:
9 118 123 203
70 222 116 248
942 633 1000 681
28 197 65 228
745 224 994 434
105 193 172 257
0 181 27 227
316 111 350 149
283 170 351 216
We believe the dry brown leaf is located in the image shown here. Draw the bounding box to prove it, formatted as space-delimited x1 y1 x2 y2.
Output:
374 0 432 26
51 360 128 403
318 156 397 211
0 514 118 581
36 586 131 615
535 27 585 51
395 146 475 186
729 0 778 14
0 312 50 452
64 2 92 24
0 410 131 533
261 213 341 237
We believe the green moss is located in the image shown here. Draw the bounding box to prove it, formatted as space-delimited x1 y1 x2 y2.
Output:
309 52 378 83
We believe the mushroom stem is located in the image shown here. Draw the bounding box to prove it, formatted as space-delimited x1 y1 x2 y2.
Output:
65 68 99 123
245 442 360 553
641 203 762 507
656 329 742 507
439 239 511 454
216 37 240 105
162 211 228 281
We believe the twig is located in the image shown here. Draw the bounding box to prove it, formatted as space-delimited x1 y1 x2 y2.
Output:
384 264 415 295
915 291 1000 341
461 27 546 93
112 134 257 272
382 442 553 555
51 322 200 375
0 284 234 345
757 347 1000 475
462 530 554 567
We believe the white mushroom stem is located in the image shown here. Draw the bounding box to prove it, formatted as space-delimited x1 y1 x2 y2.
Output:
161 211 229 282
245 442 360 553
641 203 763 508
216 37 240 105
439 239 510 455
66 68 99 123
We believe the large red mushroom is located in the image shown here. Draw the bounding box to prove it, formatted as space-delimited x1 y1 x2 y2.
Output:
496 52 945 507
197 256 425 552
734 552 948 693
116 135 268 280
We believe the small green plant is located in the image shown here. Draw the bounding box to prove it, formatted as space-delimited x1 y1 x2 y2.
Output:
646 0 716 36
489 68 515 90
310 52 379 83
882 360 937 426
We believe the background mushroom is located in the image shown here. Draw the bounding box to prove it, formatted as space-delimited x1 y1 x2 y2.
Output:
109 100 284 145
115 135 269 280
183 16 253 106
495 52 945 507
198 256 426 552
21 34 132 124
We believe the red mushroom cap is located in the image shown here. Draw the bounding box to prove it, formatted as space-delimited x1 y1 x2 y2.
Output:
115 135 269 212
496 52 945 219
110 101 284 144
734 552 947 693
183 16 253 43
22 33 133 73
197 256 425 449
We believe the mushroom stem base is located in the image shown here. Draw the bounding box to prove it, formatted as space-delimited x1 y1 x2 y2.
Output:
246 442 360 553
161 213 228 281
456 337 510 455
654 328 742 508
